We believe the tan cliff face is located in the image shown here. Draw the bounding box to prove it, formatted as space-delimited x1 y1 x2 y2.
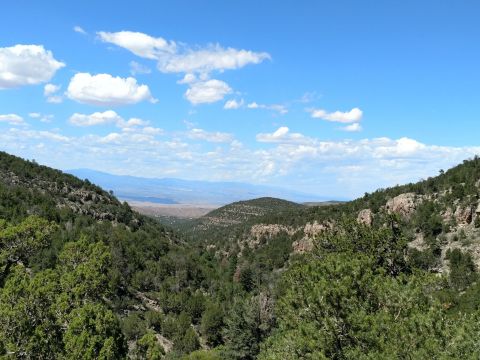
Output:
249 224 296 248
454 205 473 226
357 209 373 226
246 221 329 254
222 220 331 256
385 193 420 218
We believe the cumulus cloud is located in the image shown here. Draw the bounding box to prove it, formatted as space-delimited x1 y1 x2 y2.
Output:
43 83 63 103
0 114 25 126
73 26 87 34
99 132 122 144
129 61 151 75
121 118 149 128
29 112 53 123
98 31 271 104
187 128 233 143
44 83 60 96
98 31 176 59
142 126 163 135
311 107 363 123
46 95 63 104
374 137 426 157
342 123 362 132
184 79 232 105
66 73 156 106
3 122 480 199
98 31 269 75
256 127 308 144
177 73 197 84
0 45 65 89
224 99 244 110
68 110 155 133
157 45 271 74
247 102 288 115
69 110 122 127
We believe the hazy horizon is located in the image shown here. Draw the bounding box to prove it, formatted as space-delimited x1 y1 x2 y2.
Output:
1 1 480 199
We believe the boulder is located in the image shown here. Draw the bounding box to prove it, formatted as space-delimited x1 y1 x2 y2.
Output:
441 207 454 222
249 224 296 248
454 205 473 225
385 193 419 218
303 221 328 238
357 209 373 226
292 238 314 254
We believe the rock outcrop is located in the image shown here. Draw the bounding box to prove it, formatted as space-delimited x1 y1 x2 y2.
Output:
291 221 331 254
303 221 328 238
357 209 373 226
454 205 473 226
385 193 420 218
249 224 296 247
441 207 454 222
292 238 314 254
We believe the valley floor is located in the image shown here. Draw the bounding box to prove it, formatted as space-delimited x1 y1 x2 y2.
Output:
128 200 219 219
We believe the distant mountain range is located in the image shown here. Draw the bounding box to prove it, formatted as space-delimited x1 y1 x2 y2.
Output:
67 169 337 205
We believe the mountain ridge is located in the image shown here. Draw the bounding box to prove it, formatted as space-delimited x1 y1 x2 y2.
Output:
2 151 480 358
67 168 339 205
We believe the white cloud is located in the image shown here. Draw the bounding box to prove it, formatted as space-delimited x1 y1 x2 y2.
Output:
99 132 122 144
68 110 155 134
185 79 232 105
69 110 122 127
187 128 233 143
0 114 25 125
129 61 151 75
98 31 176 59
98 31 269 74
256 127 308 144
37 131 70 142
342 123 362 132
374 137 426 157
157 44 271 74
3 123 480 200
142 126 163 135
28 112 53 123
47 95 63 104
0 45 65 89
45 91 62 103
311 107 363 123
121 117 149 128
44 83 60 96
66 73 156 106
247 102 288 115
73 26 87 35
98 31 270 106
177 73 197 84
44 83 63 103
224 99 244 109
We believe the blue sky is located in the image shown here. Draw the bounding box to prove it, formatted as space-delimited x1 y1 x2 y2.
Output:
0 0 479 198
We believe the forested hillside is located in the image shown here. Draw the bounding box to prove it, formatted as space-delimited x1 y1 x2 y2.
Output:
0 151 231 359
2 151 480 359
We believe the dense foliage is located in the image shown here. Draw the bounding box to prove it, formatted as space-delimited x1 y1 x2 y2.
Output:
1 151 480 358
258 221 480 359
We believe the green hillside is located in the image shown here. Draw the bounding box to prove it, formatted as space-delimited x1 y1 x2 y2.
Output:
0 152 232 359
2 151 480 359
